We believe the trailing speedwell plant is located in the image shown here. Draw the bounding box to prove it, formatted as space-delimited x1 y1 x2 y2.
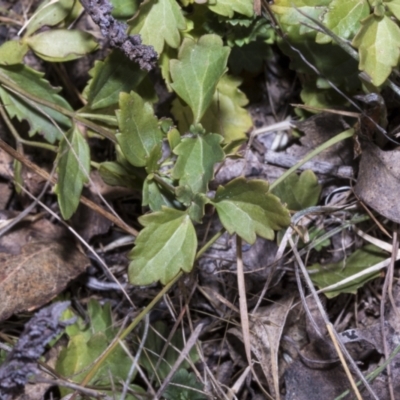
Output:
0 0 291 286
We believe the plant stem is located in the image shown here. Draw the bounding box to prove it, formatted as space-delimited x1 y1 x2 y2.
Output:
78 113 118 126
0 70 116 142
0 138 138 236
151 173 176 195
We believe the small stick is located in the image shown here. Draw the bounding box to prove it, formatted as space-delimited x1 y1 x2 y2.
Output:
327 323 362 400
0 138 138 237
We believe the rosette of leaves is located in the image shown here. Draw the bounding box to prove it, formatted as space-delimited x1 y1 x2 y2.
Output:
0 0 291 288
110 34 291 286
56 300 145 399
203 11 276 74
269 0 400 108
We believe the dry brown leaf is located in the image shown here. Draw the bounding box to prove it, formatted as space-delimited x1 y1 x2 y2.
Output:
284 358 349 400
0 218 68 255
0 240 89 321
228 296 293 399
0 182 12 209
355 142 400 223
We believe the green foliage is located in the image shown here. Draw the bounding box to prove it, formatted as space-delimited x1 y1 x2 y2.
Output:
128 208 197 285
170 34 230 123
23 0 81 36
208 0 254 18
143 175 177 211
0 40 28 65
387 0 400 20
212 178 291 244
55 124 90 220
99 161 139 188
0 0 293 289
82 50 148 111
56 300 140 398
270 0 400 94
202 11 275 74
172 132 225 193
116 91 163 167
3 0 398 394
25 29 98 62
301 227 331 252
135 321 199 382
308 245 388 298
315 0 370 44
111 0 140 18
164 369 206 400
352 14 400 86
229 41 272 74
129 0 186 53
171 74 252 143
271 0 330 34
272 170 321 211
0 64 72 143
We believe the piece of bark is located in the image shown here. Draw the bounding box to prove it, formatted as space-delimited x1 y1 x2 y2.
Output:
0 302 75 400
0 240 89 321
355 141 400 223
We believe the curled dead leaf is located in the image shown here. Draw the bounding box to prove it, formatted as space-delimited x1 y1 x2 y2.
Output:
0 222 89 321
355 142 400 223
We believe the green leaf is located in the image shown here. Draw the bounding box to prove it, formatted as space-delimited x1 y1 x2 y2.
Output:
270 0 330 35
56 300 133 396
86 299 113 338
171 74 252 144
229 41 272 74
13 160 23 195
0 40 28 65
168 127 181 150
212 178 291 244
0 64 72 143
208 0 254 18
110 0 139 18
385 0 400 20
271 170 321 211
116 91 163 167
128 208 197 285
301 227 331 252
128 0 186 53
99 161 138 188
172 133 225 194
160 45 177 92
308 245 388 298
315 0 370 44
352 14 400 86
24 0 80 36
56 124 90 219
175 186 206 223
145 143 162 173
299 80 350 110
276 23 361 99
135 321 198 381
170 34 230 123
143 176 177 211
25 29 98 62
72 333 130 382
164 369 206 400
200 74 252 143
83 50 148 110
